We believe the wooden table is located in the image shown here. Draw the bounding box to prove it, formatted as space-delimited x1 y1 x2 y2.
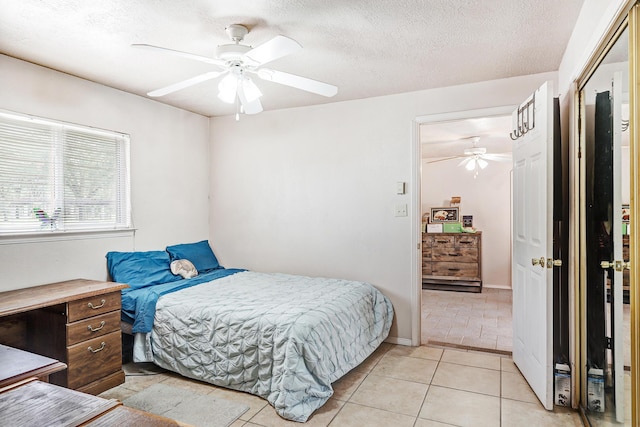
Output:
0 378 183 426
0 344 67 387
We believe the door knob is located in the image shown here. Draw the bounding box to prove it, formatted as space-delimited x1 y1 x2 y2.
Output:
547 258 562 268
600 260 628 271
531 257 545 267
600 260 614 269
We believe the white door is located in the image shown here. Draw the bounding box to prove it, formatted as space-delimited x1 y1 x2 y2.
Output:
512 81 554 410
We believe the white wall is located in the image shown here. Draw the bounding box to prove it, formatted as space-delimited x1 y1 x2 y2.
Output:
0 55 211 291
421 159 512 288
558 0 630 96
209 71 557 343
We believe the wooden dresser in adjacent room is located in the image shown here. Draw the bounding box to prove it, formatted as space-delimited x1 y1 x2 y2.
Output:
0 279 128 395
422 231 482 292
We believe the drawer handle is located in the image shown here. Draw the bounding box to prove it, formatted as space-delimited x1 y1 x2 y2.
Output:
436 240 449 243
448 253 459 256
88 342 106 353
448 268 460 271
459 241 472 244
87 321 106 332
87 299 106 309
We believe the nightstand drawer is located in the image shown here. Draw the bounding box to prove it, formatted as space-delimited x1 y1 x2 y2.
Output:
67 292 121 322
66 311 120 346
66 331 122 389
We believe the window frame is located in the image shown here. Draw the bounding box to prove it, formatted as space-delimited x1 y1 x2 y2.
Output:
0 109 132 237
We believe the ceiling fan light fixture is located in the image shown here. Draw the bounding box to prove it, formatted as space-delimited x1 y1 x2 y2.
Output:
242 77 263 103
478 158 489 169
465 158 476 171
217 73 238 103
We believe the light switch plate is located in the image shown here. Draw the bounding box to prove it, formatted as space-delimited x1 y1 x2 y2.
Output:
395 203 408 217
396 182 406 195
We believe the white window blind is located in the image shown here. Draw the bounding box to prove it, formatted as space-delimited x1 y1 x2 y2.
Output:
0 110 131 234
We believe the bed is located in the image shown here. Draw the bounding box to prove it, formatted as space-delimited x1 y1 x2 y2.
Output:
107 240 394 422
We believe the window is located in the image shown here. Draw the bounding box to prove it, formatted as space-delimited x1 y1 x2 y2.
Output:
0 110 131 235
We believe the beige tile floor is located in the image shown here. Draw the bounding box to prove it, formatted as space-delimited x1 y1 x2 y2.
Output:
422 288 632 366
421 288 513 353
100 344 583 426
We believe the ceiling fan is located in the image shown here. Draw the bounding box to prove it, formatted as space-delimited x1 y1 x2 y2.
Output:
133 24 338 118
427 136 511 178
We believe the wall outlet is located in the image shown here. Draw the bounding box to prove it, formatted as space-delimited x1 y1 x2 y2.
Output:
395 203 408 217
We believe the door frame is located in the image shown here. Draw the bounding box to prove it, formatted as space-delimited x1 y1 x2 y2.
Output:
411 105 516 346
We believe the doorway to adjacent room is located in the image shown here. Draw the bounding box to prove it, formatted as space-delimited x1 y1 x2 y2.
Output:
418 111 514 354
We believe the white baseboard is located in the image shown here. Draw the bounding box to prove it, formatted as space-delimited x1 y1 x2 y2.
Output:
384 336 413 346
483 283 512 290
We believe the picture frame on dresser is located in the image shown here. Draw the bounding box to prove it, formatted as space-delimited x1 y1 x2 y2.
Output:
430 207 459 223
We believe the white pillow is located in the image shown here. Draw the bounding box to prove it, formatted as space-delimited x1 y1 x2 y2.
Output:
170 259 198 279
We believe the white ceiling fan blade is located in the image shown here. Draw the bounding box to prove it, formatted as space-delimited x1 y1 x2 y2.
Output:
425 156 464 164
148 71 225 97
132 43 225 67
244 35 302 66
257 69 338 97
482 153 512 162
237 86 263 115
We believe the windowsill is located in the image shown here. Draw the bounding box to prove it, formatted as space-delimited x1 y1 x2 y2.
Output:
0 228 136 245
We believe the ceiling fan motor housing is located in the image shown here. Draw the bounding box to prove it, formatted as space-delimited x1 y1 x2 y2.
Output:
463 147 487 156
216 44 252 62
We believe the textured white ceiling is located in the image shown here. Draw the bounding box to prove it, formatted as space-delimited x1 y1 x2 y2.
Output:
420 115 513 159
0 0 584 118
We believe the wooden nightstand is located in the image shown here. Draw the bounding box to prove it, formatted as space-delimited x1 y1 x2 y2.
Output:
0 279 128 395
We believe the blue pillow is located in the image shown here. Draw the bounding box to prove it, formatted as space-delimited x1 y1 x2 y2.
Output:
106 250 180 289
166 240 220 273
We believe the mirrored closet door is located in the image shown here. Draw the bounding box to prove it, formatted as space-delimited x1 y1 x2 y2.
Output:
579 23 632 426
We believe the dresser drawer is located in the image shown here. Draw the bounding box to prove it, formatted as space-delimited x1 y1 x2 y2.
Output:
66 311 120 346
422 246 432 258
66 331 122 389
456 235 479 247
67 292 121 322
432 247 478 262
432 235 455 246
431 261 479 278
422 234 433 246
422 261 432 275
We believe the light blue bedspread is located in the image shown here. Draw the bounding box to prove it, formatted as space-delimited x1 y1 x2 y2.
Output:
146 271 394 422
